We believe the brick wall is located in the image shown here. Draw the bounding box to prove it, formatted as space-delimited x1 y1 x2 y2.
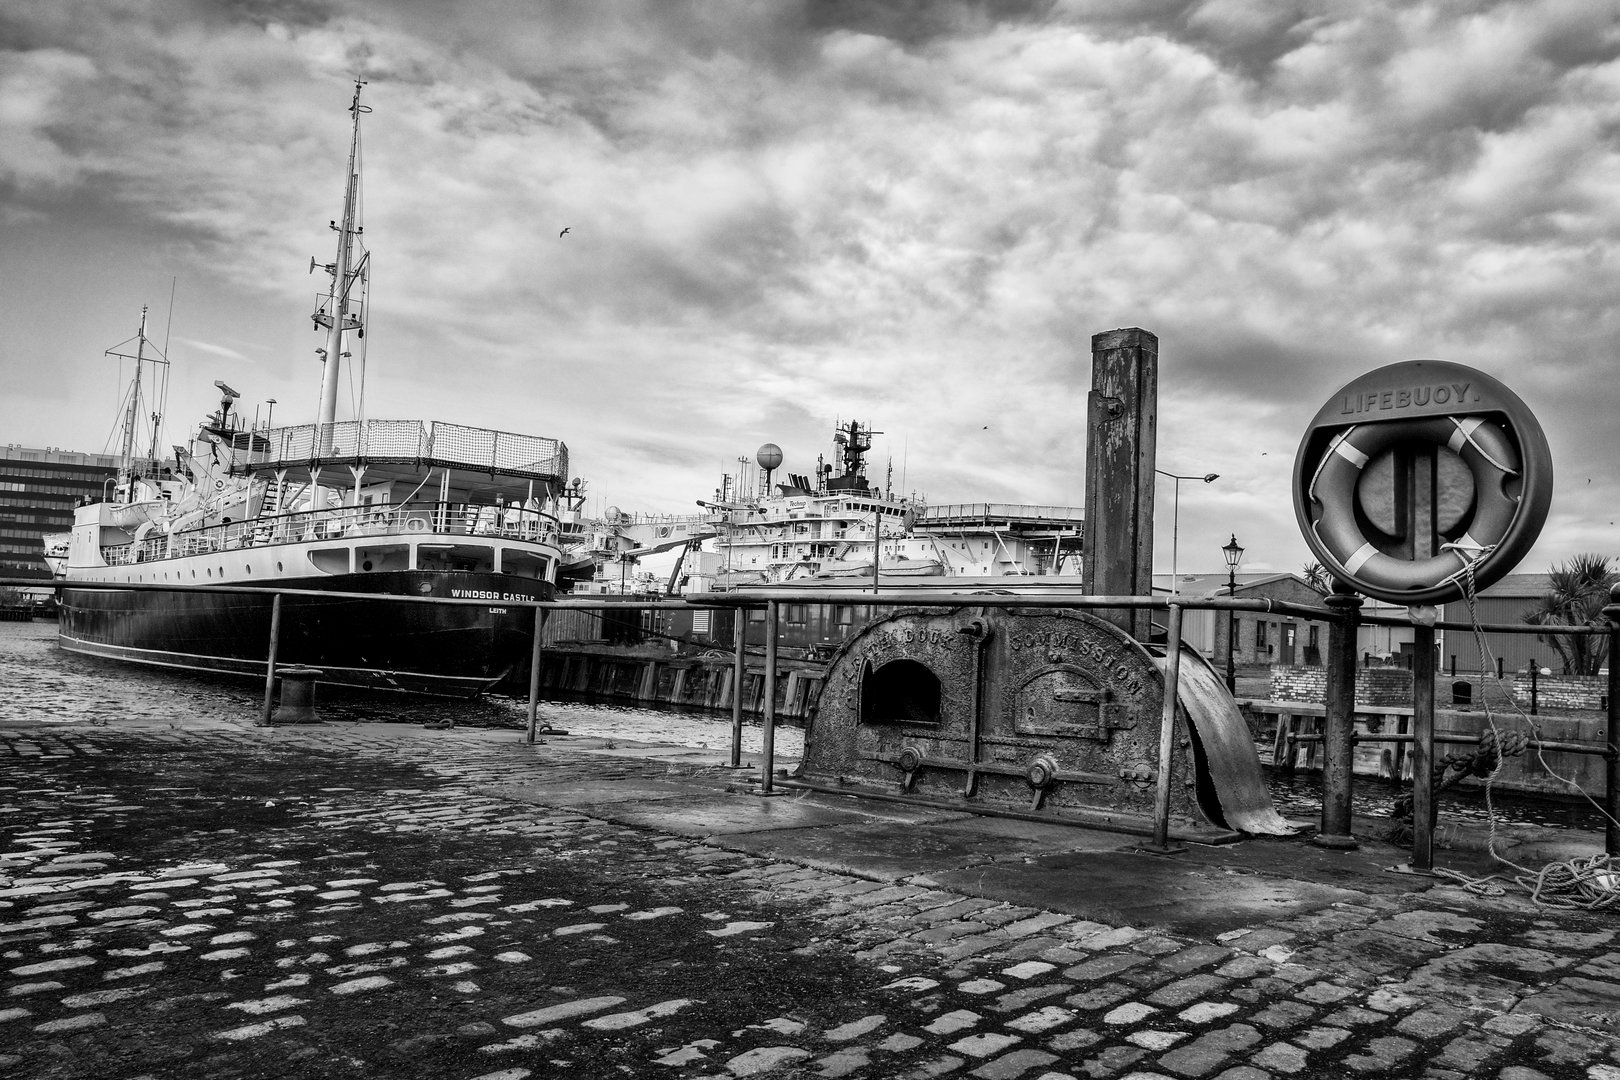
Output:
1512 673 1606 711
1269 665 1413 706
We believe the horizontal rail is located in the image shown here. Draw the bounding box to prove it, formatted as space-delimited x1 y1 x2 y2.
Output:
1289 731 1614 756
13 575 1616 640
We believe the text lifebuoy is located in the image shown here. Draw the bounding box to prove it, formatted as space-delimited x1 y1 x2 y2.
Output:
1307 416 1520 594
404 517 430 533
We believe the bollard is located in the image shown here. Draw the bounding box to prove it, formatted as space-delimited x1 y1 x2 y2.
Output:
271 667 323 725
1316 588 1362 849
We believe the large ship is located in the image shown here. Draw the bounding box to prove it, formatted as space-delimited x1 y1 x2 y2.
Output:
691 420 1085 590
55 83 577 696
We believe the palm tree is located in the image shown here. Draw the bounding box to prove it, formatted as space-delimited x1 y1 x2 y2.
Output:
1301 562 1330 593
1521 554 1617 675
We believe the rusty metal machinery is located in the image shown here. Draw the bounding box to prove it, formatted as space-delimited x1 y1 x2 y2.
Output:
789 606 1292 844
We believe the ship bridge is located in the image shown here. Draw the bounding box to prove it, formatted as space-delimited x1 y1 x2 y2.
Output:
227 420 569 504
916 502 1084 550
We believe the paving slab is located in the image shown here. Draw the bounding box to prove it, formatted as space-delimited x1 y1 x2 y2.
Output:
479 778 726 806
714 814 1130 881
926 849 1372 937
563 791 884 836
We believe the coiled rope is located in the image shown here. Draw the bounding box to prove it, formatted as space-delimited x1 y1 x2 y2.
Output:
1384 565 1620 910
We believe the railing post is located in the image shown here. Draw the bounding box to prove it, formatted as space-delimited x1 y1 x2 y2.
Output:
259 593 283 727
525 605 547 744
760 600 779 794
1409 621 1437 872
1146 603 1185 853
1530 660 1540 715
730 608 746 768
1317 587 1362 849
1607 607 1620 856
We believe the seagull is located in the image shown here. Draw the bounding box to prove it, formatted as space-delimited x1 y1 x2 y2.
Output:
559 227 571 237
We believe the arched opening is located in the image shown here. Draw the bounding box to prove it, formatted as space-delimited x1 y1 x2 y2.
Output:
861 659 941 725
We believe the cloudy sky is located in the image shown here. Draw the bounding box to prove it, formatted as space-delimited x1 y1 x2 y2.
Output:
3 0 1618 579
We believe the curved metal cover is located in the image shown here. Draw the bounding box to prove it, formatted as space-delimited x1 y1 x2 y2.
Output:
1171 647 1296 836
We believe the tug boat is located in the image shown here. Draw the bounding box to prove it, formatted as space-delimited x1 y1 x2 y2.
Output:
55 83 578 696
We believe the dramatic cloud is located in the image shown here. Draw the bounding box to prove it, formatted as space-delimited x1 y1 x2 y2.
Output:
3 0 1618 576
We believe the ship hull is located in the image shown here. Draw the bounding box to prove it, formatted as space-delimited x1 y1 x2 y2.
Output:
57 570 552 698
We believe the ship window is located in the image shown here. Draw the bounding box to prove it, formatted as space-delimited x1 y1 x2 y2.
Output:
861 659 941 725
245 565 252 574
356 544 408 573
277 562 284 572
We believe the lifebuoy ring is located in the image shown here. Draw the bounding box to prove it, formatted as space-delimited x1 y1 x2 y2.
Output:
1307 416 1520 594
404 516 430 533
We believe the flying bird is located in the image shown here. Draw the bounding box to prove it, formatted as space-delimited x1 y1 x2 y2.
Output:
559 227 571 237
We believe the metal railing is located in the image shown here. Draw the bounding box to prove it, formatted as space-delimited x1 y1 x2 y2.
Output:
97 500 562 565
13 576 1617 867
233 420 568 481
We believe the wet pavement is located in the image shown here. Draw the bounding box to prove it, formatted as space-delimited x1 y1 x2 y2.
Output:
2 703 1618 1080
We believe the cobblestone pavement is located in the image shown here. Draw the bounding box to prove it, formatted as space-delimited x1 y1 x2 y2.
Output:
2 720 1618 1080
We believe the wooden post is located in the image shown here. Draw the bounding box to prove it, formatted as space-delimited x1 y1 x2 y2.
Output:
761 601 779 794
730 609 746 768
260 593 283 727
1146 603 1184 853
1317 588 1362 848
1083 328 1158 641
1608 618 1619 856
1410 623 1437 871
525 605 546 744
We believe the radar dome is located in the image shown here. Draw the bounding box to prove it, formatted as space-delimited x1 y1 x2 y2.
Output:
604 505 621 521
756 443 784 470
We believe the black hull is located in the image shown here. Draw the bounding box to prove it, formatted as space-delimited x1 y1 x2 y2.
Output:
58 571 553 698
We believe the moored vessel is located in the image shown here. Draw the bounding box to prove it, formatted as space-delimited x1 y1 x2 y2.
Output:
56 83 576 697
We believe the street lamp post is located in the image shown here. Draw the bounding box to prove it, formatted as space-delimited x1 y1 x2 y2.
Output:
1155 470 1218 596
1223 533 1244 693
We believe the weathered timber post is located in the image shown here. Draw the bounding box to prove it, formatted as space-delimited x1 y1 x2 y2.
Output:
1409 622 1437 871
259 593 283 727
1316 586 1362 848
1606 603 1620 856
1083 328 1158 642
525 605 547 744
729 609 746 768
759 601 781 795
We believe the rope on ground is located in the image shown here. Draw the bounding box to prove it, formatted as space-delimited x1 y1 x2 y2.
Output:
1514 854 1620 910
1385 569 1620 910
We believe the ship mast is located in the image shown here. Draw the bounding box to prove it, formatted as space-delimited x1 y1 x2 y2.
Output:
105 305 170 503
312 80 369 451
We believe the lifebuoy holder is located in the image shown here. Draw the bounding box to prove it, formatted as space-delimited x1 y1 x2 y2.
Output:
1293 360 1552 606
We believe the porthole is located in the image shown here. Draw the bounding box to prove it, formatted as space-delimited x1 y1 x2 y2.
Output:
361 559 374 572
277 561 284 572
245 564 252 574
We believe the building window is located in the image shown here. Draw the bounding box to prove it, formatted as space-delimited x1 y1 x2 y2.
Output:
1256 621 1268 649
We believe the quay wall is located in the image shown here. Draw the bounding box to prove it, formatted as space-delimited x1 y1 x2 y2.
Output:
1259 665 1611 798
1512 673 1607 711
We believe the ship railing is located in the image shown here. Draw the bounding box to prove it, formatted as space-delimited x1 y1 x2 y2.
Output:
101 501 564 563
238 420 568 482
917 502 1086 526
